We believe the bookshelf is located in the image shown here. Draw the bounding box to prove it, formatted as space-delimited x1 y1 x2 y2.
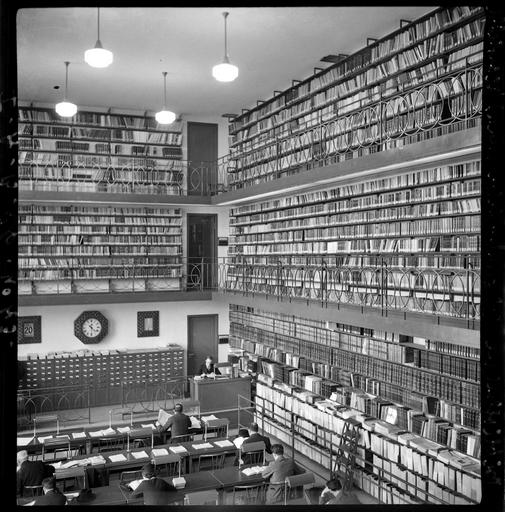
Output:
229 305 481 504
227 160 481 319
226 6 484 190
18 204 183 295
18 107 184 195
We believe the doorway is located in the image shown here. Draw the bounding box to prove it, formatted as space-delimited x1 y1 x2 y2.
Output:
187 213 217 289
187 314 219 376
187 121 218 195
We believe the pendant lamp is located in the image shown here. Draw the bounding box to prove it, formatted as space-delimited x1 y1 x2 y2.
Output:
55 61 78 117
212 12 239 82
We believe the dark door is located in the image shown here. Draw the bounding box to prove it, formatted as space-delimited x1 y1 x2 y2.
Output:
187 315 218 376
187 122 218 195
187 214 217 289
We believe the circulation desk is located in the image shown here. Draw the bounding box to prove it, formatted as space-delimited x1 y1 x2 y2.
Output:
190 376 251 413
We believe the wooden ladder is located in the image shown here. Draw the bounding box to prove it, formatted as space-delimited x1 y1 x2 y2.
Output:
331 418 360 492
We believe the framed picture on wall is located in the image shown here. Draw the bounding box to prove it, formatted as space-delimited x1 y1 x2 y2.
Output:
137 311 159 337
18 316 42 344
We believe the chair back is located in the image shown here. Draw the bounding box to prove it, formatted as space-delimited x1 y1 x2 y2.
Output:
152 454 181 477
170 433 194 444
55 466 86 480
196 453 226 472
23 485 43 497
184 489 219 505
284 472 315 505
98 436 124 453
241 441 266 465
232 483 267 505
203 418 229 440
42 438 70 461
120 470 143 484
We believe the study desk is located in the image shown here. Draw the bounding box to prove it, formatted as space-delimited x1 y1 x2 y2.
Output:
190 376 251 413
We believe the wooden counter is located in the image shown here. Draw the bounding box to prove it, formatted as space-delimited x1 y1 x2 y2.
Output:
190 376 251 413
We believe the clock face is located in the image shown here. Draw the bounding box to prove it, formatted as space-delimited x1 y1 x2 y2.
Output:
82 318 102 338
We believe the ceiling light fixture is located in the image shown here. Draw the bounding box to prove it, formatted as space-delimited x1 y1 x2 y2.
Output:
55 61 77 117
84 7 113 68
155 72 176 125
212 11 239 82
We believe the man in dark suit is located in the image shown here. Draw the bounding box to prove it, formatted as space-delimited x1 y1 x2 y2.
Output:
198 356 221 377
131 463 177 505
16 450 55 497
32 477 67 506
242 422 272 454
319 478 361 504
163 403 192 440
261 444 304 504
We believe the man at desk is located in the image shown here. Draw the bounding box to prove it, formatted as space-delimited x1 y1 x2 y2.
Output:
130 463 177 505
261 444 303 504
198 355 221 378
17 450 54 497
163 403 192 440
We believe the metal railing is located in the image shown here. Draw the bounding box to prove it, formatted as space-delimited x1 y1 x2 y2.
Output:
19 257 481 320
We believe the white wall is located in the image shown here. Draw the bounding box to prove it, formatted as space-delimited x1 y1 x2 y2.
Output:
18 299 230 361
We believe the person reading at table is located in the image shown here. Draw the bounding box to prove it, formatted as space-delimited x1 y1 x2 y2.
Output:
31 477 67 506
16 450 55 497
198 356 221 378
243 422 272 454
319 477 361 504
159 403 192 440
261 444 303 504
130 463 177 505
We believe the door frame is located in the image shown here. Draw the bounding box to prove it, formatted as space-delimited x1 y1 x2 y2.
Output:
187 313 219 376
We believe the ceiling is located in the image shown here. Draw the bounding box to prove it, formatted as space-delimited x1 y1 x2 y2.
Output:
17 6 433 118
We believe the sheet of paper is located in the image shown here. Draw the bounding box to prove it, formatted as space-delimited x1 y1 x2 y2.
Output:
169 446 188 454
241 466 264 476
17 437 34 446
59 460 81 469
151 448 169 457
201 415 218 422
102 427 116 435
117 426 131 433
55 435 70 439
108 454 127 462
72 432 87 439
37 435 53 443
190 416 201 428
88 455 106 465
88 430 104 438
49 461 62 469
214 440 234 448
129 479 144 491
192 442 214 449
131 451 149 459
141 423 156 430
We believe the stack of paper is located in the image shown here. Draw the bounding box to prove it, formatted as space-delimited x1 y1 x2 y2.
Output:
169 446 187 454
131 451 149 459
151 448 169 457
108 454 127 462
117 426 131 434
214 440 234 448
241 466 265 476
201 415 218 422
192 443 214 450
59 459 81 469
54 435 69 440
102 427 116 435
37 435 53 443
72 432 87 439
88 455 106 465
141 423 156 430
128 479 144 491
88 431 104 438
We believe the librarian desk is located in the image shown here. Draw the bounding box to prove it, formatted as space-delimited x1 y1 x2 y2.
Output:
190 376 251 413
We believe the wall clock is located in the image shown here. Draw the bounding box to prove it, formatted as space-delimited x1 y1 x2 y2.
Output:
74 311 108 344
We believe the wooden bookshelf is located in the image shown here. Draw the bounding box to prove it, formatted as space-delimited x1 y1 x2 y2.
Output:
227 6 484 190
18 106 184 195
229 305 481 504
18 204 183 295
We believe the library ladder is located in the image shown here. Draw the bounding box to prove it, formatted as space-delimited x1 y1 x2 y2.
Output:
331 418 360 492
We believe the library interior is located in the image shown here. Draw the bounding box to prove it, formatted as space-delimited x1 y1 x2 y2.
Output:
14 5 484 506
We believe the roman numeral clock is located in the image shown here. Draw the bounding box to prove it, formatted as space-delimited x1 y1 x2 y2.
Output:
74 311 109 344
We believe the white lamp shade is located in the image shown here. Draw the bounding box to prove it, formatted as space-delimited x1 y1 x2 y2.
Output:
155 110 176 124
84 47 113 68
212 62 239 82
55 101 78 117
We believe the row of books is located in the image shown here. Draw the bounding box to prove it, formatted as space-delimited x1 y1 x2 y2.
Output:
230 161 480 217
229 6 481 134
19 234 182 245
20 226 181 235
19 182 184 195
19 108 183 132
20 204 181 216
19 256 181 268
20 268 182 280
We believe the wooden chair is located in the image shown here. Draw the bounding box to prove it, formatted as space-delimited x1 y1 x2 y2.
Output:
231 482 267 505
195 452 226 472
152 453 181 478
55 466 86 492
119 470 143 485
23 485 43 497
184 489 219 505
129 428 153 449
203 418 229 440
170 433 193 444
42 438 70 461
240 441 266 465
284 473 316 505
97 436 124 453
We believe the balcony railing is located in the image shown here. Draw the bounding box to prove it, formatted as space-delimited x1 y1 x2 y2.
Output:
18 63 482 197
19 257 480 320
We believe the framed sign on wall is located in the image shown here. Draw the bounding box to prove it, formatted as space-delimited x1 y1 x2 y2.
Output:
137 311 160 337
18 316 42 344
